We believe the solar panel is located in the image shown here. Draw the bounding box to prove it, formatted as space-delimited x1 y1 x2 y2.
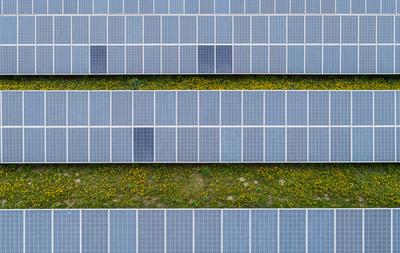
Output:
1 90 400 163
0 209 398 252
0 0 399 75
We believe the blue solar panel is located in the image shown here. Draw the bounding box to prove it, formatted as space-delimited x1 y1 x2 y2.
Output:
25 210 51 253
167 210 193 253
0 211 23 253
177 128 198 162
138 210 164 253
251 210 277 253
110 210 136 253
364 209 391 253
1 1 400 75
195 210 221 253
223 210 249 253
352 128 374 162
82 210 108 253
308 210 334 253
336 210 363 253
68 92 88 126
90 128 110 163
54 210 80 253
111 128 132 163
68 128 88 163
280 210 306 253
243 128 263 162
199 128 220 162
0 209 399 251
133 128 154 162
24 128 45 163
1 90 399 164
309 128 329 162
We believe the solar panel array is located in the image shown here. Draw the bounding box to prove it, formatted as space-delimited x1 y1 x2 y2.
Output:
1 0 400 74
0 208 399 253
1 90 400 164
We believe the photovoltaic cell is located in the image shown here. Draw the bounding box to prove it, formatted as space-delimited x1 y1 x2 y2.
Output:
251 210 277 253
364 209 391 253
195 210 221 253
110 210 136 253
46 91 66 126
2 128 23 163
25 210 52 253
309 128 329 162
199 91 219 126
221 91 241 126
177 91 197 126
199 128 219 162
280 210 306 253
265 128 285 162
138 210 164 253
134 128 154 162
24 128 45 163
46 128 67 163
68 92 88 126
68 128 88 163
177 128 198 162
82 210 108 253
90 128 110 163
221 128 241 162
111 128 132 163
336 210 362 253
133 91 154 126
223 210 249 253
0 211 23 253
2 91 22 126
54 210 80 253
167 210 193 253
308 210 334 253
352 127 374 162
155 128 176 162
243 128 263 162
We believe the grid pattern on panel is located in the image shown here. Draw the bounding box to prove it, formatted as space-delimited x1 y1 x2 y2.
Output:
0 209 398 253
0 0 400 75
1 90 399 164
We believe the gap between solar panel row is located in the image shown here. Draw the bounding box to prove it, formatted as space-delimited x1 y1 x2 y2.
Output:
1 90 400 163
2 0 400 15
0 209 399 253
1 15 400 74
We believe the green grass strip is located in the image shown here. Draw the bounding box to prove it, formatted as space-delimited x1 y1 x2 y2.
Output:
0 164 399 208
1 75 400 90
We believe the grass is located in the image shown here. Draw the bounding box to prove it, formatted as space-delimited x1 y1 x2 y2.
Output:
0 75 400 208
1 75 400 90
1 164 399 208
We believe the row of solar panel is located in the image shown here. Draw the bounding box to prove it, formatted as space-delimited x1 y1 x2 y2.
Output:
1 91 399 127
2 15 400 45
0 209 399 253
2 126 400 163
2 0 400 14
2 45 399 74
